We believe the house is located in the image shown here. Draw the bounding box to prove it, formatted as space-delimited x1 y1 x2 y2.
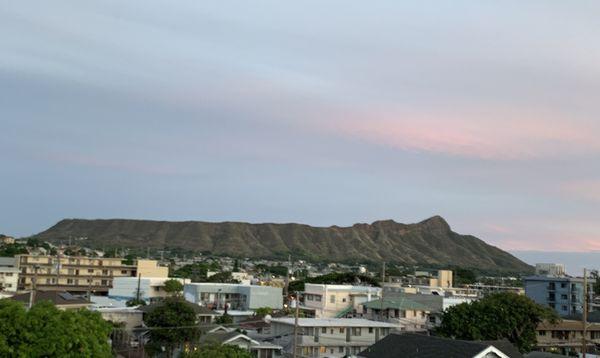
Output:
535 319 600 356
0 235 15 245
183 283 283 310
270 317 396 357
302 284 381 318
108 276 190 303
360 297 432 332
0 257 19 293
199 331 282 358
524 275 595 317
10 290 92 310
358 333 522 358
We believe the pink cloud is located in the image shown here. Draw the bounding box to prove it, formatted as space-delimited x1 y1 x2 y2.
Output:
331 107 600 160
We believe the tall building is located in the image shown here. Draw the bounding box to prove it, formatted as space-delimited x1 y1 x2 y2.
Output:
524 275 595 317
0 257 19 293
535 263 566 277
16 255 167 295
303 284 381 318
183 283 283 310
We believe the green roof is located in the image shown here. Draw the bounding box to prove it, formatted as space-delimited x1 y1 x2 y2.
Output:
363 298 430 311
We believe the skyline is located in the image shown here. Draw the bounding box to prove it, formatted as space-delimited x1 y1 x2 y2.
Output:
2 1 600 252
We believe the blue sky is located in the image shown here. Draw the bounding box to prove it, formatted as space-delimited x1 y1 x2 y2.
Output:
2 1 600 252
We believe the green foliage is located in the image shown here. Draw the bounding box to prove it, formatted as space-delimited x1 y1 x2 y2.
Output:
0 299 112 357
173 263 211 282
182 343 253 358
121 254 135 265
590 270 600 295
163 279 184 295
233 259 240 272
145 298 199 357
206 271 240 284
453 268 477 286
436 292 559 353
255 264 288 277
0 243 28 257
254 307 272 316
125 298 146 307
215 313 233 324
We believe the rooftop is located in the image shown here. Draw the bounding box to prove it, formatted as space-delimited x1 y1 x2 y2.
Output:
10 290 91 306
271 318 397 328
359 333 522 358
363 298 431 311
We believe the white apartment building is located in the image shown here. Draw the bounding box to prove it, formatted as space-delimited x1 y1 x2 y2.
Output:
270 318 396 357
109 277 190 302
0 257 19 293
303 284 381 318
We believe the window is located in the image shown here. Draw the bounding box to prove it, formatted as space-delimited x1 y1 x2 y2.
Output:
539 330 546 336
88 269 94 273
46 278 51 284
315 295 322 302
339 347 344 353
339 328 345 334
321 327 327 334
319 347 326 353
368 327 374 333
330 295 336 304
67 279 73 284
330 329 334 334
561 283 567 288
102 270 109 275
562 305 568 311
561 294 568 300
121 270 128 274
330 349 334 354
342 298 347 303
352 328 362 336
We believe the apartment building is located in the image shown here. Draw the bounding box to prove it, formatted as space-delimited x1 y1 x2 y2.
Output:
270 318 396 357
183 283 283 310
360 297 432 332
0 257 19 293
387 269 453 288
303 284 381 318
536 320 600 356
16 255 167 295
524 275 595 317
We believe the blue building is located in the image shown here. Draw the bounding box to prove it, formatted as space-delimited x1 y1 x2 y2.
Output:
524 275 595 317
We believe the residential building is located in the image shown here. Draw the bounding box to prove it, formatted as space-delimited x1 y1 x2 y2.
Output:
94 307 144 331
535 263 566 277
0 257 19 293
303 284 381 318
358 333 522 358
524 275 595 317
108 277 190 303
183 283 283 310
0 235 15 245
360 296 433 332
136 259 169 277
10 290 92 310
200 331 282 358
388 269 453 288
536 320 600 356
16 255 167 295
270 318 396 357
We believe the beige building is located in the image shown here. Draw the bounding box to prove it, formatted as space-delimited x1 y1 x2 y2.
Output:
271 318 396 357
303 284 382 318
16 255 167 295
536 320 600 356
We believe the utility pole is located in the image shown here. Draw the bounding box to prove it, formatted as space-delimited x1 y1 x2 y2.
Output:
583 268 588 358
380 262 386 320
284 254 291 298
29 265 39 309
136 273 142 303
292 291 300 358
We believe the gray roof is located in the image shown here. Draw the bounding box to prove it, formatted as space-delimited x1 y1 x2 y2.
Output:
0 257 17 267
271 318 396 328
139 300 217 315
359 333 522 358
524 352 568 358
10 290 90 306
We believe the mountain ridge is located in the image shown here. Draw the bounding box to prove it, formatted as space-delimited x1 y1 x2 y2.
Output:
32 216 532 273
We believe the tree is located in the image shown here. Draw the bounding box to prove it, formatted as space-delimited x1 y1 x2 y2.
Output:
254 307 272 316
206 271 240 284
145 298 199 357
0 299 112 357
436 292 559 353
163 279 184 296
182 343 252 358
173 263 210 282
215 313 233 325
0 243 28 257
233 259 240 273
453 268 477 286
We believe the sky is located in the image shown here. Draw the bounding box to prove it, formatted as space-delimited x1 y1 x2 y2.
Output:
1 1 600 253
